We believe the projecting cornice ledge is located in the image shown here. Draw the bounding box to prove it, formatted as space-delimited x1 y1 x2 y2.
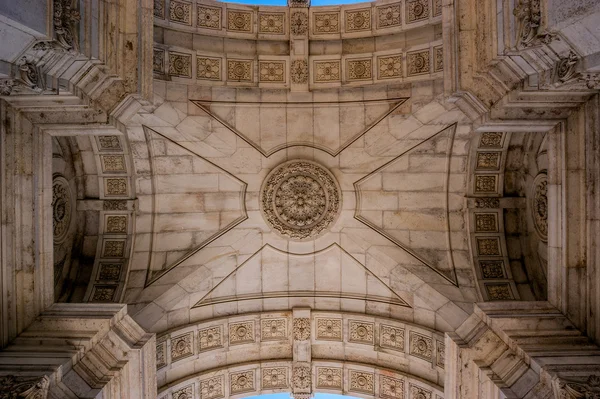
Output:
444 0 600 129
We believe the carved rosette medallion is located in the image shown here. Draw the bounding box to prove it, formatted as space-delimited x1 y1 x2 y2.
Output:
532 172 548 242
260 161 341 240
52 175 72 244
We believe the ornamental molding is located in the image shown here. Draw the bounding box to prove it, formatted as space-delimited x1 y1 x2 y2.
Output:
556 51 579 83
53 0 80 50
292 366 311 390
52 175 73 244
0 375 50 399
532 172 548 242
512 0 556 48
293 318 311 340
260 160 341 241
552 375 600 399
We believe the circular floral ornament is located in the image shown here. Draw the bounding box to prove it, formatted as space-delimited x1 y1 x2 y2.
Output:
52 175 72 244
532 172 548 242
261 160 341 241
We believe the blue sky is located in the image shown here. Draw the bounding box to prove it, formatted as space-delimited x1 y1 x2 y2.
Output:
219 0 371 5
246 394 360 399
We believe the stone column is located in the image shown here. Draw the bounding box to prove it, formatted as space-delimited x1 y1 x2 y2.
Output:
446 301 600 399
292 308 312 399
0 303 156 398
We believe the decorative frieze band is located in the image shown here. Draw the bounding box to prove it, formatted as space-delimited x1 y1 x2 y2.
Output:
159 361 445 399
153 43 442 88
155 0 442 38
156 312 445 372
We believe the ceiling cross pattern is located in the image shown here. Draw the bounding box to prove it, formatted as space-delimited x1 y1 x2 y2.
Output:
138 96 462 310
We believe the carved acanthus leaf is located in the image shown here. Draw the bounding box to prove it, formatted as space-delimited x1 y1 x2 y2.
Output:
552 375 600 399
0 375 50 399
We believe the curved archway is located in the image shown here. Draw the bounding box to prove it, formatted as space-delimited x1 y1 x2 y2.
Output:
157 310 445 399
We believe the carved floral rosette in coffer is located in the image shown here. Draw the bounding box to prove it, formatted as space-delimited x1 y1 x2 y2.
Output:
260 160 341 240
